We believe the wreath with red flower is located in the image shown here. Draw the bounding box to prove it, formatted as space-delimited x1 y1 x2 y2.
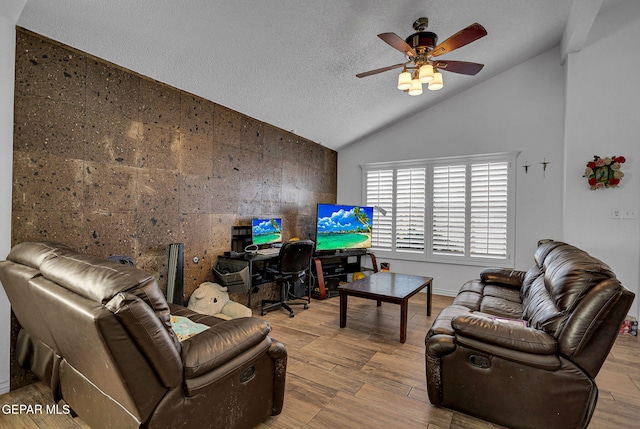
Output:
583 155 625 190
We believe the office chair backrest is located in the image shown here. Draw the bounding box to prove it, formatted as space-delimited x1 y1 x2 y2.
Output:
279 240 315 275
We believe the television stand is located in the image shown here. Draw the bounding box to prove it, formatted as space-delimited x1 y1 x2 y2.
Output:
311 250 378 300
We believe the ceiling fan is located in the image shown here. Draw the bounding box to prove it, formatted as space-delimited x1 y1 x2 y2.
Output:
356 17 487 95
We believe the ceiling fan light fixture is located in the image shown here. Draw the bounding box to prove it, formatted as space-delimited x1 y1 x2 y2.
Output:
428 71 443 90
408 78 423 96
418 64 434 83
397 71 412 91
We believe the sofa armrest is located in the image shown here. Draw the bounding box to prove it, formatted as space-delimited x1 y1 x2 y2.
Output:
180 317 271 379
221 300 252 319
268 340 287 415
480 268 526 289
452 314 557 355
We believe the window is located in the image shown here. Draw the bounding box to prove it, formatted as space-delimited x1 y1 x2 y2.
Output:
362 152 517 266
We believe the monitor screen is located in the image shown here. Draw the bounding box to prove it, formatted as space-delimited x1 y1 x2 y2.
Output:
251 218 283 246
316 204 374 252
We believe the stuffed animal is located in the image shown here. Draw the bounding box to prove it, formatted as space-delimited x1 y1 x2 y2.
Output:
187 282 252 320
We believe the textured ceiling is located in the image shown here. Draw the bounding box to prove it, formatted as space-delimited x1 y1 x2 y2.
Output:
15 0 627 151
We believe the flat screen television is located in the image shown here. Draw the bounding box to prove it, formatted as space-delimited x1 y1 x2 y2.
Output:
315 204 374 252
251 218 283 246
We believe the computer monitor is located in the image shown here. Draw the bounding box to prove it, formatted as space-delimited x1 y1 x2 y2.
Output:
315 204 373 252
251 218 283 246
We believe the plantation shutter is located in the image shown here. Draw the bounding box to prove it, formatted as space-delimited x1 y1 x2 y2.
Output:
432 164 466 256
395 167 426 251
470 161 509 258
366 169 393 249
362 152 515 266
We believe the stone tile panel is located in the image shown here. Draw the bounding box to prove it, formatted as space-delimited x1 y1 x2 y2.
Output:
137 124 180 170
14 96 86 157
12 152 84 212
139 78 181 130
86 58 140 119
15 29 87 105
83 161 138 213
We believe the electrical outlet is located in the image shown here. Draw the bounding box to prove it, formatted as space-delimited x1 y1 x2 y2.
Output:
612 208 622 219
623 208 638 219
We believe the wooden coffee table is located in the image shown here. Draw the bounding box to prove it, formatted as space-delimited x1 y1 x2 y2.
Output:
338 272 433 343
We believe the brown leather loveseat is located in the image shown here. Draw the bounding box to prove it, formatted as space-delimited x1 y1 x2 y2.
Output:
0 241 287 429
425 240 635 429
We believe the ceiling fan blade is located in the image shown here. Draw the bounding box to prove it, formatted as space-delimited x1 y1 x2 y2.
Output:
356 62 407 78
378 33 417 57
434 60 484 75
429 23 487 57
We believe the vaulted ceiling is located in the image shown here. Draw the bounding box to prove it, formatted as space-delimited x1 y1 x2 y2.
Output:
15 0 627 151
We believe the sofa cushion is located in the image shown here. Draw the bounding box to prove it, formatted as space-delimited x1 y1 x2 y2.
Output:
6 241 73 269
107 292 183 388
480 268 525 288
522 274 563 332
39 252 157 304
451 280 484 310
38 249 180 350
180 317 272 378
428 305 474 336
543 249 615 313
479 295 523 319
522 242 616 336
482 285 521 303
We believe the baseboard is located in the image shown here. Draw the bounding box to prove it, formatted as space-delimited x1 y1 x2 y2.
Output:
432 287 457 297
0 378 9 395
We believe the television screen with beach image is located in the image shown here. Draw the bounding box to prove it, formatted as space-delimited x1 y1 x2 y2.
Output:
251 218 283 246
316 204 373 251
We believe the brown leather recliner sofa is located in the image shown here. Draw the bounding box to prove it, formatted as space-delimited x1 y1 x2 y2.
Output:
0 241 287 429
426 240 635 429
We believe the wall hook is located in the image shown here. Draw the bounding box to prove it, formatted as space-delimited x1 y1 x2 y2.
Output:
540 158 550 177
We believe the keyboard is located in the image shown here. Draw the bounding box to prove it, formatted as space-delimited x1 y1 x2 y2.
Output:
256 247 280 256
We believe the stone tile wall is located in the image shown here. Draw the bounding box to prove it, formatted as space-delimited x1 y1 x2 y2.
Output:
10 27 337 388
12 28 336 302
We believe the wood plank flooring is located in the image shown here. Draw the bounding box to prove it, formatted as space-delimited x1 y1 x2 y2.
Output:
0 293 638 428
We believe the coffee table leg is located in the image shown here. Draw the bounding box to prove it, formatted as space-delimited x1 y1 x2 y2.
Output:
427 279 432 317
400 299 408 343
339 292 347 328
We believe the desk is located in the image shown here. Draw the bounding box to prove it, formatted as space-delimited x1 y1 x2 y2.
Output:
217 253 279 308
338 272 433 343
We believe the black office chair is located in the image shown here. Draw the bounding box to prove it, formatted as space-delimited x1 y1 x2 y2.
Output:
261 240 315 317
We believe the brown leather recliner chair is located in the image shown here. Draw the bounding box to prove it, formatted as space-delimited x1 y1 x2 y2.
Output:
425 241 635 429
0 242 287 429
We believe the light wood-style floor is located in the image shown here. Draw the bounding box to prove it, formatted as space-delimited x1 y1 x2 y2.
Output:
0 293 638 429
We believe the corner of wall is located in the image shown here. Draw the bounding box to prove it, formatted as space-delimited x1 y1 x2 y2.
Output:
1 11 18 394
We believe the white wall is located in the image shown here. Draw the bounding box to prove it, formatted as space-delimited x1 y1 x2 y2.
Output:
338 47 566 296
563 1 640 318
0 0 24 394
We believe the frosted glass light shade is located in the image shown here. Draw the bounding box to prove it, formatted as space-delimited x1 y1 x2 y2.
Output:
408 79 423 96
428 72 443 90
418 64 434 82
397 71 412 90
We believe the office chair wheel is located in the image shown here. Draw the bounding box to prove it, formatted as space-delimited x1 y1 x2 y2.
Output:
261 310 267 316
303 304 308 309
289 311 295 318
